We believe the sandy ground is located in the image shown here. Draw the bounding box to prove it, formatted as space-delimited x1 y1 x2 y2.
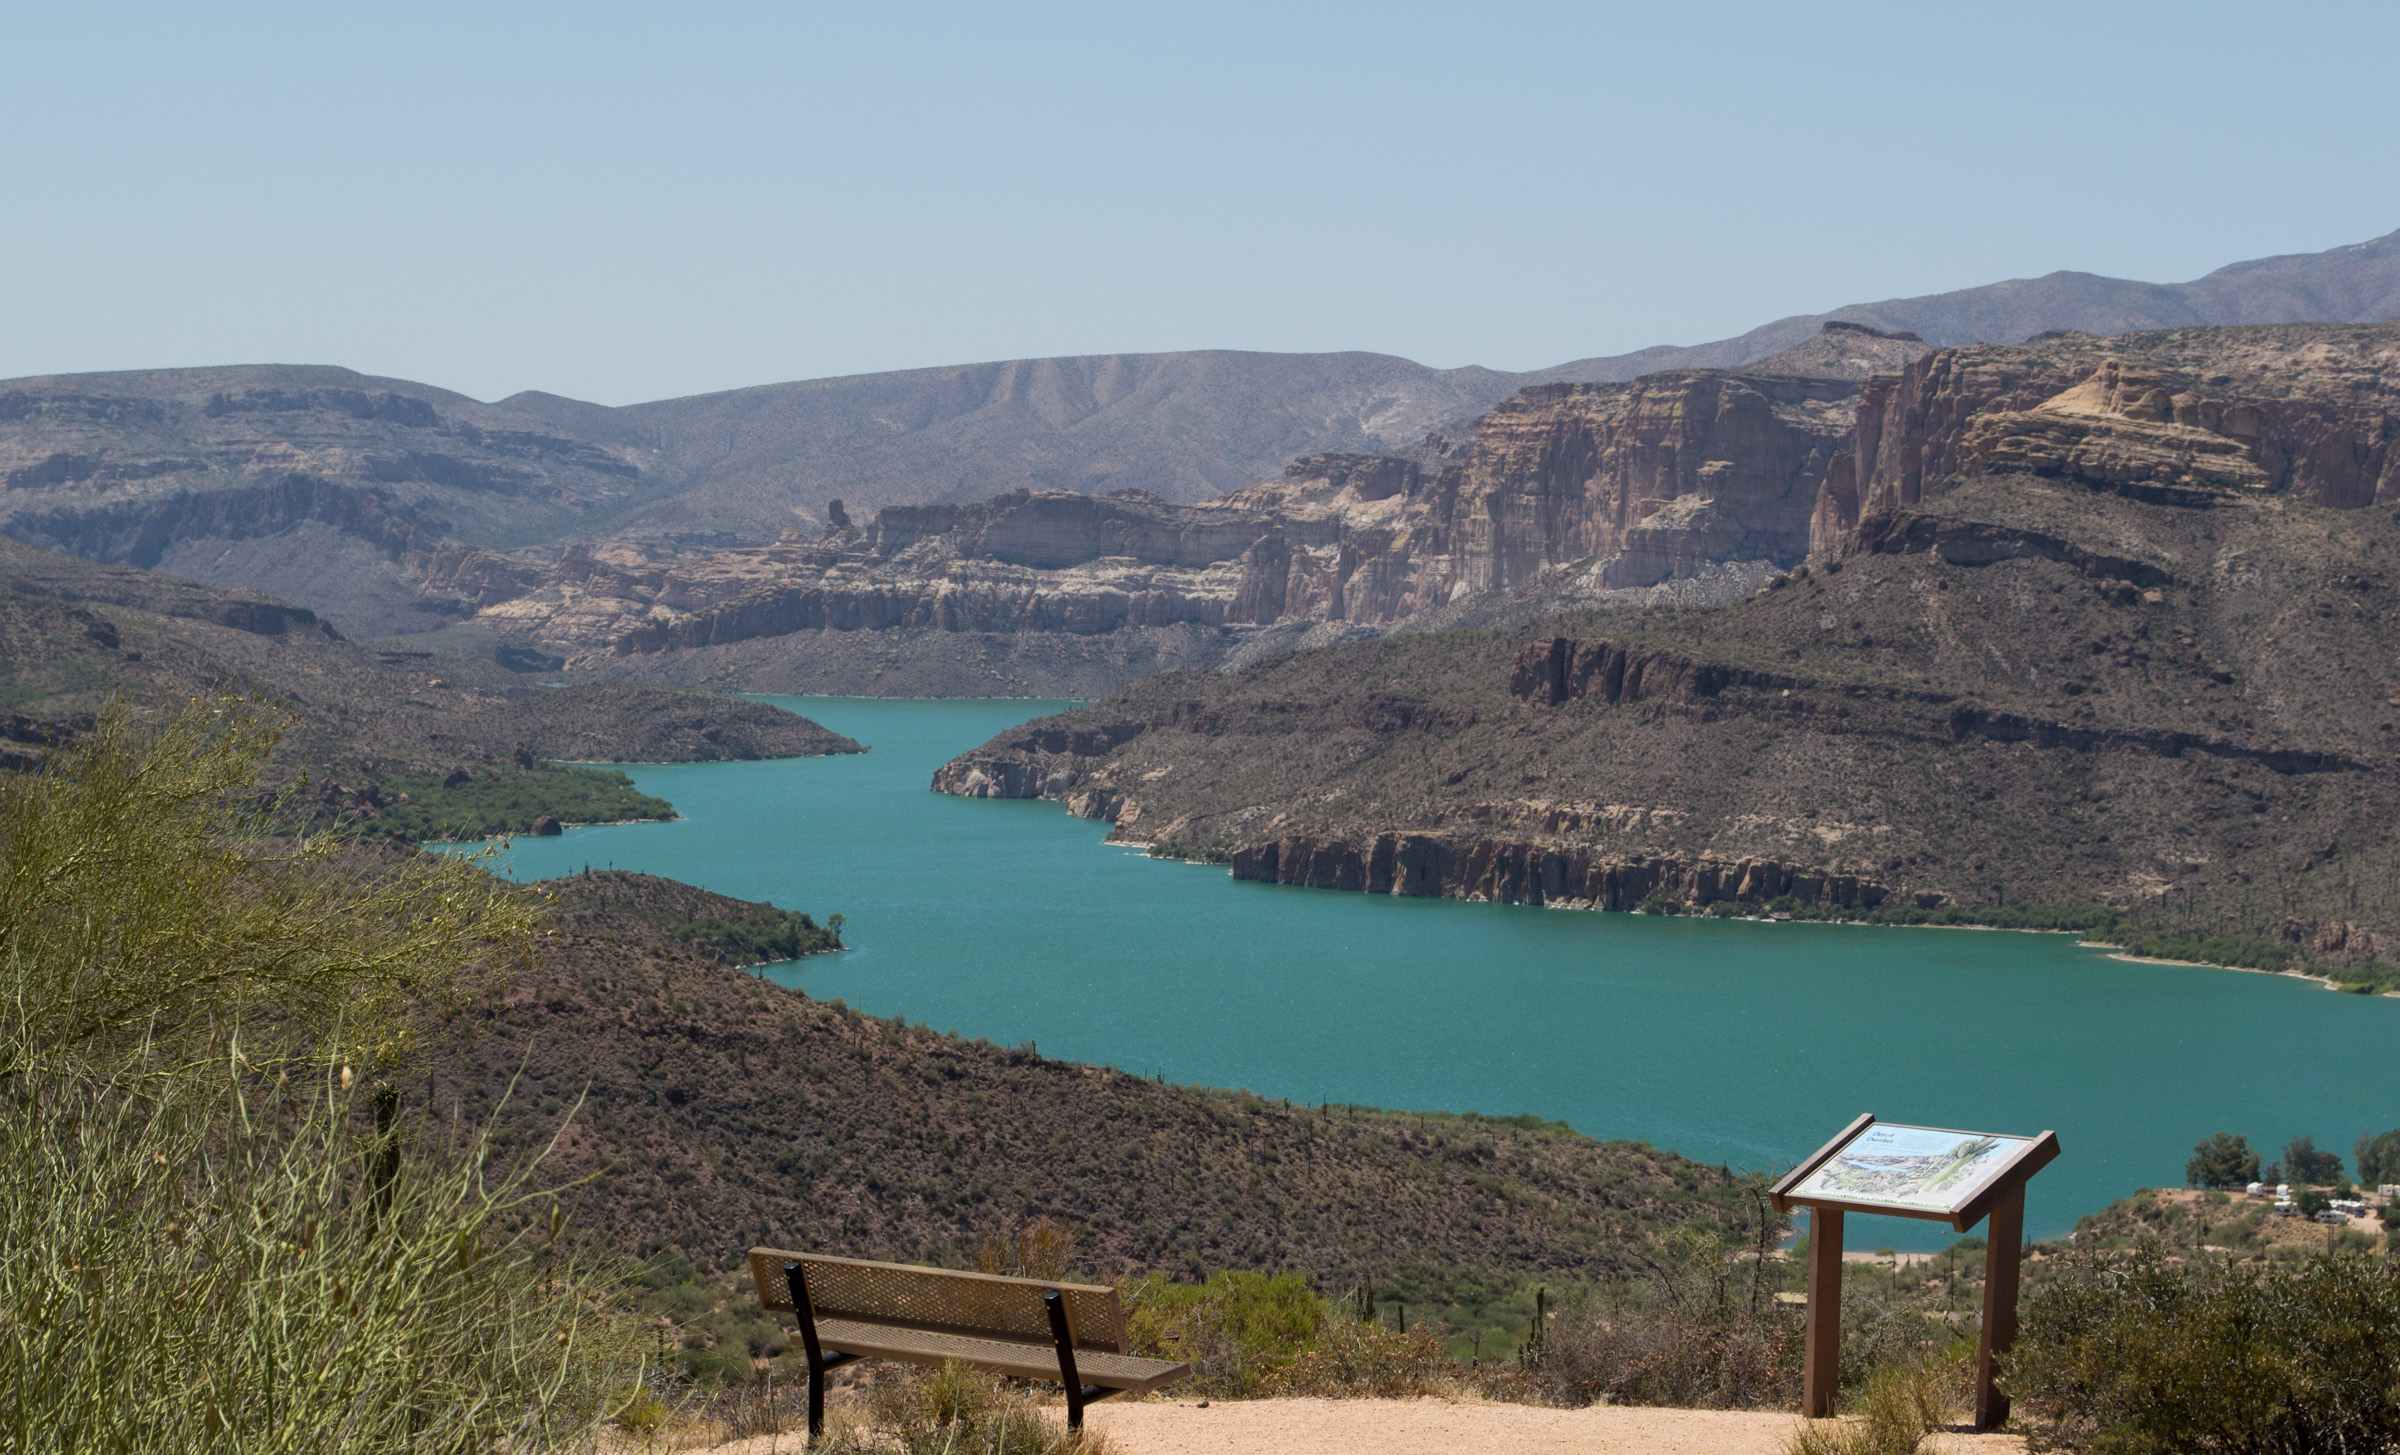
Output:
1081 1397 2026 1455
686 1396 2029 1455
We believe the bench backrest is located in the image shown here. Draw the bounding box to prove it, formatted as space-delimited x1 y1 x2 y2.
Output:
748 1248 1126 1354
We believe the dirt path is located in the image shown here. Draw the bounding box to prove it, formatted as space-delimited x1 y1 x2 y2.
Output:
684 1396 2029 1455
1079 1397 2028 1455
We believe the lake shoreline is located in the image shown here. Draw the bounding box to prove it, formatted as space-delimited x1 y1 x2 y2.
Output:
454 696 2400 1253
2105 950 2393 995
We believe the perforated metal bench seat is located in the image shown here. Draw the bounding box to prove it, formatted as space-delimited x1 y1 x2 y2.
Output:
807 1317 1189 1392
748 1247 1190 1438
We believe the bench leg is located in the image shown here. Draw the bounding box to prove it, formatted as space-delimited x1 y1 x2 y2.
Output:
1042 1290 1120 1434
784 1261 860 1443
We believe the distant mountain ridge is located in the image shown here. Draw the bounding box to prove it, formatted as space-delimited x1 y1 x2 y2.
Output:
0 228 2392 636
1527 228 2400 383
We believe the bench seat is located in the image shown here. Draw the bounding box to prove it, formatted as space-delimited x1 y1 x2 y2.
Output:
810 1316 1188 1392
748 1246 1191 1438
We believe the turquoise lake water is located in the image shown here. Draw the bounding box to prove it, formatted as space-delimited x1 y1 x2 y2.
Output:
466 696 2400 1251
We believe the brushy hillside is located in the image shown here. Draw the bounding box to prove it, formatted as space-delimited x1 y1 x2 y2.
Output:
423 874 1763 1305
935 467 2400 985
543 868 843 965
0 534 858 834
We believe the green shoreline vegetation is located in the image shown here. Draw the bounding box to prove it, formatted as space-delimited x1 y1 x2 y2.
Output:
370 763 677 842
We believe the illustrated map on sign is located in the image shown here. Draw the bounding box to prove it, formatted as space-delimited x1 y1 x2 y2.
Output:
1791 1124 2032 1214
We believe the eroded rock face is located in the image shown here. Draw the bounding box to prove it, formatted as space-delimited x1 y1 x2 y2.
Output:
456 368 1863 666
171 322 2393 681
1813 324 2400 550
921 460 2400 953
1227 834 1895 911
0 368 660 636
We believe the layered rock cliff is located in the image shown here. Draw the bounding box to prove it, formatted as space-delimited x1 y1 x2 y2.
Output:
435 349 1876 685
22 322 2388 704
1811 324 2400 550
0 367 666 635
425 322 2398 699
12 225 2400 654
928 453 2400 968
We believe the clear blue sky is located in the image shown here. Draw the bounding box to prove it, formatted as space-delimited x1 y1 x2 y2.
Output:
5 1 2395 405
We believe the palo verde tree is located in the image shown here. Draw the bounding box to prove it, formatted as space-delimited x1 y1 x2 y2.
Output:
0 696 640 1454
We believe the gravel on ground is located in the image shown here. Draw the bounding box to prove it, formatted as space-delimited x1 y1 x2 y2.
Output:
1078 1396 2030 1455
679 1394 2031 1455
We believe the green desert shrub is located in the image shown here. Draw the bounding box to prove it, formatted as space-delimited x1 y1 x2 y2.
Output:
1120 1270 1451 1399
2008 1245 2400 1454
0 696 537 1077
2116 930 2291 974
1537 1296 1799 1409
1785 1356 1963 1455
0 696 639 1453
2 1057 633 1453
809 1360 1108 1455
1261 1314 1456 1397
1531 1217 1800 1409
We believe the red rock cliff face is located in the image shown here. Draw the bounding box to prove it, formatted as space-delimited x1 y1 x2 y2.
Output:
465 372 1863 659
1814 325 2400 551
467 323 2400 665
1215 371 1858 625
1459 374 1854 592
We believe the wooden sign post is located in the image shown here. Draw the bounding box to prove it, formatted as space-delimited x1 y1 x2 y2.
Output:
1770 1114 2059 1431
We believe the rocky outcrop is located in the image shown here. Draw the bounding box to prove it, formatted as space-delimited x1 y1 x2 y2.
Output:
1227 833 1897 910
1737 321 1932 381
1847 514 2175 586
1508 633 2366 775
1508 636 1810 709
1813 324 2400 549
929 714 1156 803
25 325 2388 689
463 682 864 762
466 367 1864 668
0 367 661 635
473 324 2400 682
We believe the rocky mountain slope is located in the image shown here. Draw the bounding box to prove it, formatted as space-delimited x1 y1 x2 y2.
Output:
427 868 1763 1294
1528 227 2400 383
0 365 684 636
4 232 2392 649
399 325 1913 692
0 534 858 828
424 321 2396 697
927 327 2400 978
584 349 1525 528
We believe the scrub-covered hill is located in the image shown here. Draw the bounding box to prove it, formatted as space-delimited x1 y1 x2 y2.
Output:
425 869 1766 1302
0 535 858 832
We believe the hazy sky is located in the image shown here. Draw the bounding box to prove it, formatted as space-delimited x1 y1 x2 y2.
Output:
6 1 2396 405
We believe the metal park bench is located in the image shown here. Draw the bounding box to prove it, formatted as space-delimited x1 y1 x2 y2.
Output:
748 1248 1191 1440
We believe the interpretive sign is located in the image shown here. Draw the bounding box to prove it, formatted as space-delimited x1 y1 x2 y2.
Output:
1770 1114 2059 1432
1784 1123 2033 1219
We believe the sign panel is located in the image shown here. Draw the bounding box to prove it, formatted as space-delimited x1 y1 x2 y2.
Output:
1786 1122 2032 1217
